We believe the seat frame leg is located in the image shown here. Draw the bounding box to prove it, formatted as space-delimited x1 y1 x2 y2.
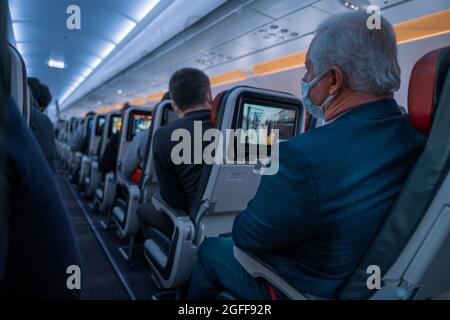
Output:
119 236 137 267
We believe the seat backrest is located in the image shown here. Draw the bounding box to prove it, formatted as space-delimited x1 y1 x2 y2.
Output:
8 44 29 124
100 111 121 156
191 86 304 242
116 106 152 173
338 46 450 300
25 84 32 126
140 100 175 200
68 118 77 141
82 114 95 150
88 114 106 156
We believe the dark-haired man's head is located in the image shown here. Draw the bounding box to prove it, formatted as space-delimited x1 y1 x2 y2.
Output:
27 77 52 112
168 68 212 117
122 102 131 113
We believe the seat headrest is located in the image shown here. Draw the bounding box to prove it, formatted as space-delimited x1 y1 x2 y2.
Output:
210 91 226 127
408 46 450 136
8 44 27 118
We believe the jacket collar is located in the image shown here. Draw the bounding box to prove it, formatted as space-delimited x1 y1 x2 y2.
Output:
330 99 402 124
183 109 211 120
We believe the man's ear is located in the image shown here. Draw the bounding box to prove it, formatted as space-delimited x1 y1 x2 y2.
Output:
206 91 213 106
172 102 183 118
329 66 345 96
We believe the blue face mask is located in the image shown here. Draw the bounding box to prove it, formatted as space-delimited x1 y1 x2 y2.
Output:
301 70 335 120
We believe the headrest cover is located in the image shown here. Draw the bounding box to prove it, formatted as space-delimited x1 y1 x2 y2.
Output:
8 44 27 116
210 91 226 127
408 47 450 135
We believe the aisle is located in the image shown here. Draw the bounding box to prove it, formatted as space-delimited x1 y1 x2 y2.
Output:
56 171 130 300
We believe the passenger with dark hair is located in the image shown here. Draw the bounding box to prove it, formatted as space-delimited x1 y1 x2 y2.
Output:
121 92 171 182
28 77 57 171
137 68 212 237
28 77 52 112
98 102 131 175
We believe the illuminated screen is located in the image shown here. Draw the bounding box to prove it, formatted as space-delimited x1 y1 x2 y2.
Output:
111 116 122 135
132 114 152 137
240 103 296 145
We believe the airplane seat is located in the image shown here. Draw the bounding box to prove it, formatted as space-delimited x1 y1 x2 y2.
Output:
145 86 303 290
140 100 175 203
109 107 152 251
108 100 175 263
69 115 94 183
233 46 450 300
145 90 227 288
63 119 77 170
76 115 99 191
8 44 31 126
87 111 120 199
25 85 32 126
62 119 77 169
79 114 105 194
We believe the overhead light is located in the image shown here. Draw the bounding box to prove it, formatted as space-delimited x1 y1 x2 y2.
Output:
117 89 123 95
99 43 116 59
90 57 103 69
47 59 66 69
59 0 162 105
114 21 137 44
81 68 93 78
136 0 161 21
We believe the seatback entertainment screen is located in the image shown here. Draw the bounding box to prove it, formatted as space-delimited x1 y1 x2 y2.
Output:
111 116 122 136
240 102 297 145
131 114 152 138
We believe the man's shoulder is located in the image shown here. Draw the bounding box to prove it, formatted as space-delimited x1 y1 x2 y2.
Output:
37 110 54 129
156 116 210 137
281 126 332 153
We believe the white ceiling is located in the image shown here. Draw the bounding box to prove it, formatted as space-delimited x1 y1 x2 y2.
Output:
8 0 178 108
8 0 450 120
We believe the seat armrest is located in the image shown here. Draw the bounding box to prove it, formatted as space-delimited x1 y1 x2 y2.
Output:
151 192 195 241
233 246 307 300
152 192 190 218
117 175 138 190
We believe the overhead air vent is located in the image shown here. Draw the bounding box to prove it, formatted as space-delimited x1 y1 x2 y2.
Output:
339 0 411 11
339 0 369 11
195 51 233 67
253 24 300 44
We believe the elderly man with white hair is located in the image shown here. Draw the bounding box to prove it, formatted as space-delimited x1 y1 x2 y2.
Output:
186 11 426 300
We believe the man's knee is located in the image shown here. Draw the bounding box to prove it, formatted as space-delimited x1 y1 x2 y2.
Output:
198 237 233 263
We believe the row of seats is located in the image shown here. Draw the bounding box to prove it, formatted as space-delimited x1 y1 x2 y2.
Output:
56 86 304 289
55 46 450 300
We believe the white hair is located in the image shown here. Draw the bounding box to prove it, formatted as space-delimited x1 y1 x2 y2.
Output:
308 11 401 95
